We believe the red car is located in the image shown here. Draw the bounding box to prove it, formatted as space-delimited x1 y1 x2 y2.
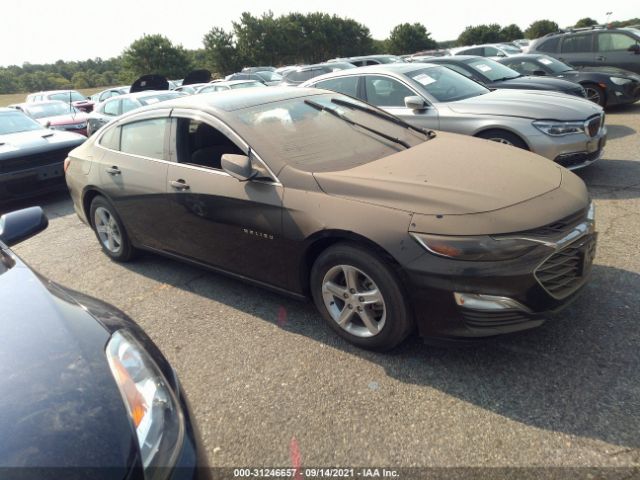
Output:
11 101 89 136
26 90 94 113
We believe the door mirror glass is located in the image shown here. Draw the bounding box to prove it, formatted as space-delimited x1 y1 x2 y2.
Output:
221 154 257 181
0 207 48 247
404 95 427 110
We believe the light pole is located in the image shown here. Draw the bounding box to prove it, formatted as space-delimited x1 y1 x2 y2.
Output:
605 11 613 25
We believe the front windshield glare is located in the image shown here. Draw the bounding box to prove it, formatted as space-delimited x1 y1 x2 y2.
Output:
28 103 76 119
256 71 283 82
406 66 489 102
466 59 520 81
0 111 43 134
538 55 573 73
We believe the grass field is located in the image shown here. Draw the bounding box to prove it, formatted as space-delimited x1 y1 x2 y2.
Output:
0 87 111 107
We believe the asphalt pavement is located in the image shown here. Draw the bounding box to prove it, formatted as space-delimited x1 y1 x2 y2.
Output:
7 103 640 475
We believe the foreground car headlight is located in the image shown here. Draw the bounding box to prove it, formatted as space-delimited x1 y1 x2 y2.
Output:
410 233 538 261
610 76 632 86
532 120 585 136
106 330 184 479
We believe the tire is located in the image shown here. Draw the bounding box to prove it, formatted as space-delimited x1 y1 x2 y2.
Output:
310 243 413 351
583 83 606 107
89 196 136 262
476 129 528 150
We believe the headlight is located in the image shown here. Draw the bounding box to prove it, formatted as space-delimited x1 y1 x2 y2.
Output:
532 120 585 136
106 330 184 479
610 76 632 86
410 233 538 261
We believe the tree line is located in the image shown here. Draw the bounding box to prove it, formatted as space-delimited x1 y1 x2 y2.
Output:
1 12 638 94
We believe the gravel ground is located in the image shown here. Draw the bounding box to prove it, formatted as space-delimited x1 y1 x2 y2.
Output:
6 102 640 475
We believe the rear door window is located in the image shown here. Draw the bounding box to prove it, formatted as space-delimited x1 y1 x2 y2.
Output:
561 34 593 53
364 76 415 107
120 118 170 160
597 32 638 51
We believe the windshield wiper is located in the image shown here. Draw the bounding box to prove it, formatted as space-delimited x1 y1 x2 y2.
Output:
330 98 436 140
304 99 411 149
493 75 521 81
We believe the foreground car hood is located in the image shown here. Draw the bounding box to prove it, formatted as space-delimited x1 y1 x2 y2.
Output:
0 129 85 156
447 88 602 119
313 132 562 215
0 255 136 472
492 75 580 91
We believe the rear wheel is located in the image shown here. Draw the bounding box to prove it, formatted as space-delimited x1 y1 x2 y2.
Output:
583 83 606 106
90 196 135 262
310 243 413 351
476 129 528 150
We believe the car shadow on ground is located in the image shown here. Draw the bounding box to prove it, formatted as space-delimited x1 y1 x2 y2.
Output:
575 158 640 200
121 251 640 451
0 190 73 217
605 124 636 140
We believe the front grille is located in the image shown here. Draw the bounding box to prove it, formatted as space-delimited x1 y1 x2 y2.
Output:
461 309 538 328
0 147 71 174
555 149 601 169
586 115 601 137
535 234 597 299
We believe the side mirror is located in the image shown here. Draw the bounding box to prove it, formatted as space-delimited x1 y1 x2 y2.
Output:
221 154 257 182
532 70 547 76
629 44 640 54
45 121 52 128
404 96 428 110
0 207 48 247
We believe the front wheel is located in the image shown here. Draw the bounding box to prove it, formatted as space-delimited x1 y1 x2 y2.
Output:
310 243 413 351
476 129 528 150
90 196 136 262
583 83 606 107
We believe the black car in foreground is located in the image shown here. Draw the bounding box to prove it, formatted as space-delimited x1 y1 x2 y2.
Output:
498 54 640 107
0 207 209 480
427 56 586 98
0 108 85 199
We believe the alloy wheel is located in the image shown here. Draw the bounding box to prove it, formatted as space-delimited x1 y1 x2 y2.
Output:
489 137 513 145
321 265 386 338
584 87 601 105
94 206 122 254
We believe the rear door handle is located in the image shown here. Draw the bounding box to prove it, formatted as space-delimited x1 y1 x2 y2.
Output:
170 179 190 190
105 166 121 175
596 55 606 61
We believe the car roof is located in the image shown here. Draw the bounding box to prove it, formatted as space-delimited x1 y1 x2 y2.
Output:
30 89 81 95
104 90 183 101
13 100 70 108
430 55 485 62
206 80 262 87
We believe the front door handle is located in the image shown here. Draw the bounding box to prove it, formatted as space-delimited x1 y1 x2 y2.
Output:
105 166 121 175
596 55 606 61
170 179 190 190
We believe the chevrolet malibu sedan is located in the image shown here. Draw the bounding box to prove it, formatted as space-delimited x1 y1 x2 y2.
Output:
301 63 607 170
0 207 209 479
66 88 597 351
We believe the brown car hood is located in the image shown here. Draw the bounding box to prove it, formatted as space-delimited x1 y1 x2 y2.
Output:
312 132 562 215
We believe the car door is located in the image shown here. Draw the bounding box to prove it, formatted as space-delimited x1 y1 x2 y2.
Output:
96 111 171 250
595 31 640 73
163 110 287 287
559 33 596 67
362 74 439 130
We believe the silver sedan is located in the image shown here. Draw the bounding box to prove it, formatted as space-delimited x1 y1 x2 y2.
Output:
301 63 607 170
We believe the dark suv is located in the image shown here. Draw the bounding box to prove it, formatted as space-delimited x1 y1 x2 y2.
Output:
529 27 640 74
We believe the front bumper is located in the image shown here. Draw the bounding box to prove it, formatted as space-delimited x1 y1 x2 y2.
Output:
404 220 597 340
0 162 66 199
606 80 640 106
528 126 607 168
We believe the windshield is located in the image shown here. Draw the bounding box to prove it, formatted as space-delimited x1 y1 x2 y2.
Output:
406 66 489 102
25 102 77 119
228 94 425 173
256 71 283 82
500 45 522 54
139 92 184 105
466 58 520 81
0 111 43 134
49 91 86 103
328 63 356 71
537 55 573 73
231 82 265 89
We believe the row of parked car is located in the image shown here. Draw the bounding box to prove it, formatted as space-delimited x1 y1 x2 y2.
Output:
1 23 635 479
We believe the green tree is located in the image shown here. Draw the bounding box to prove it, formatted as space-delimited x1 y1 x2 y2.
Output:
500 24 524 41
457 24 503 46
574 17 598 28
387 23 437 54
0 71 20 93
524 20 559 39
202 27 245 76
122 34 193 79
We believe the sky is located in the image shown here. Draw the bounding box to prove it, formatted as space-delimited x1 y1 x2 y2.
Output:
1 0 637 67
